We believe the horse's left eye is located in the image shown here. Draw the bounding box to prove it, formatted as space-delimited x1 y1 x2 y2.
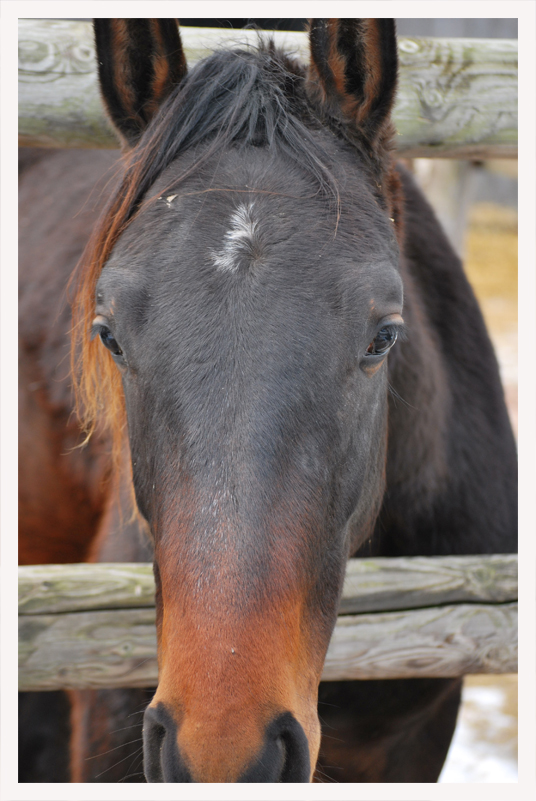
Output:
366 326 398 356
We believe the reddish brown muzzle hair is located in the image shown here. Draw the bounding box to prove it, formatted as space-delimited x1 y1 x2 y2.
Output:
141 475 343 782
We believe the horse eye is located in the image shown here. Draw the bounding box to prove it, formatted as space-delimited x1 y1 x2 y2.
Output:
98 327 123 356
366 326 398 356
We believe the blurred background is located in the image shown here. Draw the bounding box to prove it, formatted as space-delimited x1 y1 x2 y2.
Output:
402 20 518 786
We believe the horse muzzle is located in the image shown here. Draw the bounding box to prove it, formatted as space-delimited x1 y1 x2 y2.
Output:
143 703 311 782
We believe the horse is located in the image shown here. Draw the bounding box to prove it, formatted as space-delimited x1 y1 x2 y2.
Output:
19 18 517 783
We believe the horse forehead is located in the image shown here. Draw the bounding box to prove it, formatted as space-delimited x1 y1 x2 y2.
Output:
106 148 398 296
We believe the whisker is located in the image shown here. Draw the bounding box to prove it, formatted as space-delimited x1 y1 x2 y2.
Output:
388 382 417 410
84 737 143 760
118 771 146 782
319 732 346 743
93 746 144 779
125 703 152 719
107 723 146 736
314 765 340 783
118 749 146 782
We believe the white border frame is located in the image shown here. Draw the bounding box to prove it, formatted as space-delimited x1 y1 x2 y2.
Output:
2 2 535 799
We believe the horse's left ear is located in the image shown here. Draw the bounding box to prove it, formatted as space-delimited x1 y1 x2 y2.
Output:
306 19 398 152
94 19 187 148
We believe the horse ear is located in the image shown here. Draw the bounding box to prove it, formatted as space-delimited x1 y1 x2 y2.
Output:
93 19 187 148
306 19 397 150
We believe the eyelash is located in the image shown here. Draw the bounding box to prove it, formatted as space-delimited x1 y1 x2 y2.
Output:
365 322 406 357
90 323 123 357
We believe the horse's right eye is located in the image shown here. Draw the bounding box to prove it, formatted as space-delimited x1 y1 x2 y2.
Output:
91 321 123 357
99 328 123 356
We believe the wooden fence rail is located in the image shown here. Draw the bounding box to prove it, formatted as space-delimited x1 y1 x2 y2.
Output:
19 555 517 691
19 20 518 158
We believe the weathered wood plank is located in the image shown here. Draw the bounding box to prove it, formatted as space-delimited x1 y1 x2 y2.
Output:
18 20 517 158
19 19 113 149
19 608 158 691
395 36 517 158
323 602 517 680
339 554 517 614
18 602 517 691
18 555 517 616
18 563 155 615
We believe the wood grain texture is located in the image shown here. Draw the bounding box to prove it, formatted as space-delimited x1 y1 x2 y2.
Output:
19 608 158 691
19 563 155 615
18 20 517 157
395 35 517 158
322 603 517 680
18 602 517 690
18 555 517 615
339 554 517 614
18 557 518 690
18 19 114 149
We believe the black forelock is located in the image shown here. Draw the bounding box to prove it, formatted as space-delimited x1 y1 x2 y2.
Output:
121 40 360 221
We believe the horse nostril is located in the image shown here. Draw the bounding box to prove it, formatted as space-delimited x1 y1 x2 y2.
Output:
240 712 311 782
278 714 311 782
143 704 191 782
276 734 287 776
143 705 310 782
143 714 165 782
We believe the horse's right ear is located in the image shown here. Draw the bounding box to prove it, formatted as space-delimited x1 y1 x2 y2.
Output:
94 19 187 148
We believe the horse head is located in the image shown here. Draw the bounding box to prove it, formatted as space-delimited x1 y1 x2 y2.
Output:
79 18 403 782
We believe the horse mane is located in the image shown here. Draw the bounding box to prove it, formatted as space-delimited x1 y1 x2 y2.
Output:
71 39 388 459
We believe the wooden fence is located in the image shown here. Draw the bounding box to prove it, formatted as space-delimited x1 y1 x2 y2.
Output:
19 555 517 691
18 23 518 693
19 19 517 158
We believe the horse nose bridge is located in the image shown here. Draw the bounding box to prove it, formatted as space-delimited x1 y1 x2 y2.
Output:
155 597 321 713
155 540 330 677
